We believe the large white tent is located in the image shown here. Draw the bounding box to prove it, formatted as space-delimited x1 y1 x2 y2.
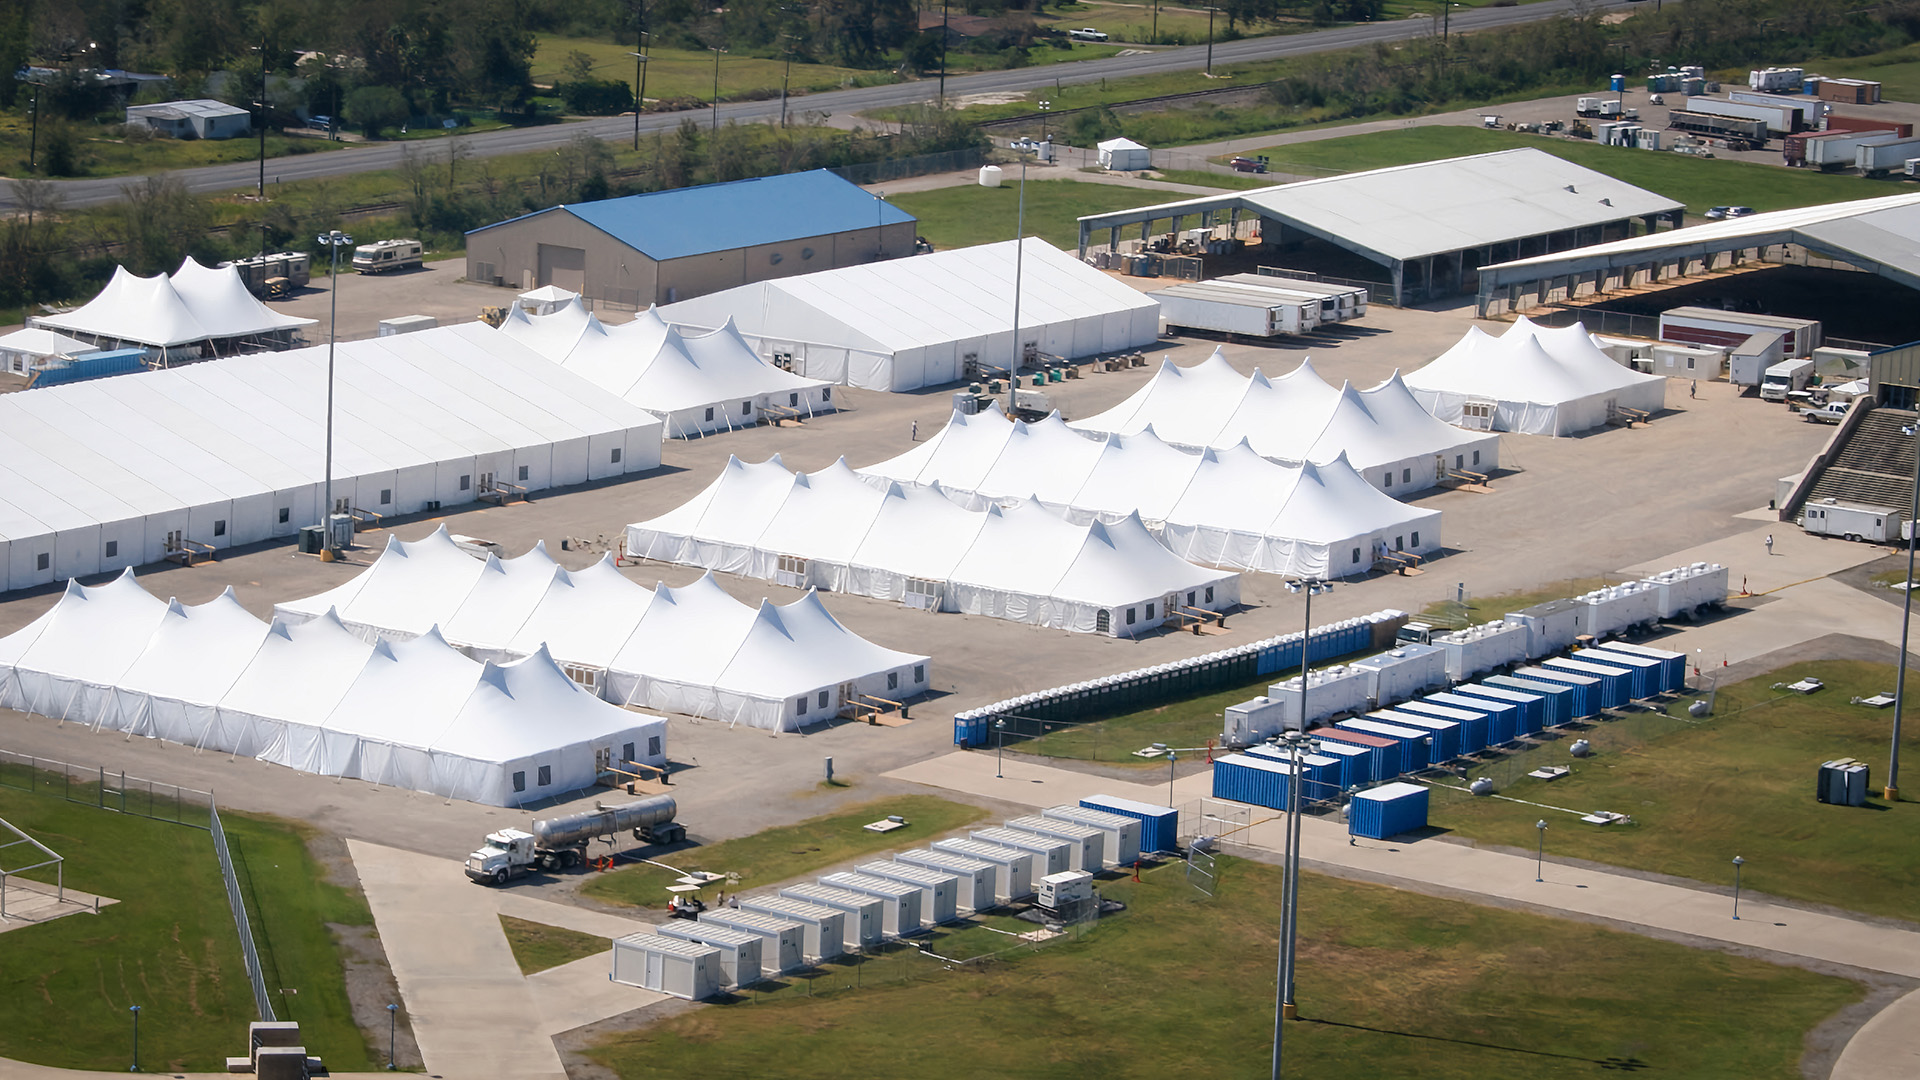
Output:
0 323 664 593
33 258 315 359
1405 317 1668 437
0 571 666 806
656 238 1162 392
861 405 1439 578
1071 348 1499 494
276 526 929 730
626 457 1240 636
500 301 834 437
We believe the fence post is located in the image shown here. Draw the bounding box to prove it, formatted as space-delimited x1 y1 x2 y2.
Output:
97 766 103 808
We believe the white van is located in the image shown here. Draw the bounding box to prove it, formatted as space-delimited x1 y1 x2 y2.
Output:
352 238 424 274
1760 357 1813 402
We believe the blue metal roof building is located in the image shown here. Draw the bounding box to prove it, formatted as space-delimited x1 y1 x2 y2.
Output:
465 170 919 309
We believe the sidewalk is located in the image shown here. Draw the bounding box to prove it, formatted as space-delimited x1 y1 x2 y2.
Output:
1832 986 1920 1080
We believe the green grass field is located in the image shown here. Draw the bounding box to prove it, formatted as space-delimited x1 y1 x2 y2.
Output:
1790 43 1920 103
0 788 375 1072
589 855 1860 1078
0 111 348 180
499 915 608 974
1014 667 1281 765
532 34 869 102
892 179 1173 251
1238 127 1890 216
1432 660 1918 922
578 796 988 909
1147 166 1274 190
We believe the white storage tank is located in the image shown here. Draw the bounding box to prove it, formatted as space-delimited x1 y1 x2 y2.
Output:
894 849 996 913
738 896 847 962
610 933 723 1000
1043 805 1141 868
855 860 961 926
1003 815 1104 872
978 165 1003 187
817 872 926 938
695 909 806 975
931 838 1036 902
971 826 1073 877
779 883 885 950
655 920 765 990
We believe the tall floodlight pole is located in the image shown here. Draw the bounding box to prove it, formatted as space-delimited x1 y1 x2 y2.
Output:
28 90 39 171
629 47 649 149
386 1003 398 1069
939 0 950 105
710 46 727 134
1282 578 1325 1022
1731 856 1745 920
317 231 352 553
1891 423 1918 802
1534 819 1548 881
256 42 268 200
1009 145 1031 412
1270 725 1317 1079
1206 8 1217 75
995 718 1006 777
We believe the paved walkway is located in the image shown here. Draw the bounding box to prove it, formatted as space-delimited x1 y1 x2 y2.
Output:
1832 986 1920 1080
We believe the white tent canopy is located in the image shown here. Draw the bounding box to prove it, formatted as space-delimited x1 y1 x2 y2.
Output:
500 302 834 437
276 526 929 730
861 405 1439 577
657 238 1162 392
0 572 665 806
626 457 1240 636
34 258 315 352
1071 348 1499 493
1405 317 1668 436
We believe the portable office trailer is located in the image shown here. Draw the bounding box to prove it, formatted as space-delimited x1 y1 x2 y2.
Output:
1512 666 1600 718
1573 647 1663 700
1639 562 1728 620
1433 621 1528 681
1540 656 1633 708
656 921 766 989
1349 644 1448 708
855 861 960 925
1657 308 1821 359
1043 805 1142 868
1225 695 1289 745
1721 334 1779 387
894 849 996 912
738 896 847 962
696 909 807 975
1079 794 1181 855
610 933 723 1000
1349 782 1431 840
817 873 926 937
1451 682 1545 734
1485 674 1577 726
1333 718 1431 774
1395 699 1491 754
1213 753 1302 810
1424 691 1517 745
1503 598 1587 660
1576 581 1662 639
930 838 1036 901
971 827 1073 877
1802 499 1907 542
1586 641 1686 693
1371 709 1459 763
778 884 885 950
1309 726 1395 782
1265 665 1371 731
1003 816 1105 872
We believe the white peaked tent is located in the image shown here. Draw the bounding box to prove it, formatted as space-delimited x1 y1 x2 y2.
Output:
108 589 271 742
0 569 171 726
625 458 1239 636
214 610 374 759
275 525 929 731
858 406 1441 577
33 258 314 355
1071 348 1499 493
1405 317 1667 437
499 302 834 437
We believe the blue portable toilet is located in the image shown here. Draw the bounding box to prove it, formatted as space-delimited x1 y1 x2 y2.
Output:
1610 73 1625 93
1081 794 1180 854
1348 782 1429 840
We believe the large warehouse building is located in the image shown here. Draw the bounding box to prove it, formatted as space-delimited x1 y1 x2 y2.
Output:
1076 149 1684 305
659 238 1162 391
464 170 919 308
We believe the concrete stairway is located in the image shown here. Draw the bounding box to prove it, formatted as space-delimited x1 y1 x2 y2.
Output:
1802 408 1919 516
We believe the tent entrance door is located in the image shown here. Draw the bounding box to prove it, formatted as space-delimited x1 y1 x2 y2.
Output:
595 746 612 773
836 682 857 718
1163 593 1180 623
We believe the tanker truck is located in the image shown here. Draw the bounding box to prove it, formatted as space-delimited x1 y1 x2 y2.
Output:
465 794 684 885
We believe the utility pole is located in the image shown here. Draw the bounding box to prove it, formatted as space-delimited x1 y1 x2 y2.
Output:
629 45 650 149
710 45 727 134
939 0 950 106
256 42 268 201
1206 8 1217 75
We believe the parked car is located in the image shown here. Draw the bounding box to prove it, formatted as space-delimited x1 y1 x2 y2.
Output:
1229 156 1269 173
1725 206 1757 217
1705 206 1733 218
1068 27 1109 41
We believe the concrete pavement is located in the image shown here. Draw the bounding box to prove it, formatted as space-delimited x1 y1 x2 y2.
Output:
1832 986 1920 1080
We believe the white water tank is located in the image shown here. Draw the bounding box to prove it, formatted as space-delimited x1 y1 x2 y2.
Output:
978 165 1003 187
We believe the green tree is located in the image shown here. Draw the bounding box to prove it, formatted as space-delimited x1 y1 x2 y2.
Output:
343 85 409 138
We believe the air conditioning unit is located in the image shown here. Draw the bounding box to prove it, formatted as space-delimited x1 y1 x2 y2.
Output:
326 514 355 549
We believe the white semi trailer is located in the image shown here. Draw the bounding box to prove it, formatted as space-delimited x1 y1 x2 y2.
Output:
466 794 684 885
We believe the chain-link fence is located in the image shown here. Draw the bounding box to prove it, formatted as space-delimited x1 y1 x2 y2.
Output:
211 798 278 1022
830 147 989 186
0 749 212 830
1433 695 1708 797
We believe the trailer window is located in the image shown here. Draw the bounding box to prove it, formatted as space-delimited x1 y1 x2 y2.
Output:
914 664 925 682
819 690 830 709
705 407 715 422
1383 472 1392 488
459 474 471 490
279 508 290 524
538 765 551 787
36 553 48 571
797 696 808 714
1353 547 1362 564
1205 586 1214 604
648 736 661 757
105 541 118 558
513 771 526 792
1125 607 1137 625
519 465 530 481
888 671 899 691
1411 530 1421 548
612 448 623 464
380 488 392 505
214 519 226 537
623 742 635 763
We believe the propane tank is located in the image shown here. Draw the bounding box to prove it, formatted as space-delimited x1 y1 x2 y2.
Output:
1469 777 1495 796
532 794 678 849
1569 739 1593 758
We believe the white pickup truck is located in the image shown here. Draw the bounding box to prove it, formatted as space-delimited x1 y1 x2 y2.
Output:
1068 27 1109 41
1802 401 1851 424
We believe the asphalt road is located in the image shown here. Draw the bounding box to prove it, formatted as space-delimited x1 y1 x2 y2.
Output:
1 0 1653 212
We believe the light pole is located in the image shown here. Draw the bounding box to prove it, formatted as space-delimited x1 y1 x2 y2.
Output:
938 0 950 105
28 89 39 172
1534 819 1547 881
1890 423 1917 802
1731 856 1745 920
1271 728 1318 1077
253 42 268 201
386 1003 398 1068
875 191 887 259
316 231 352 555
780 39 794 127
1205 7 1217 75
710 46 727 134
995 718 1006 777
1038 99 1051 149
1166 749 1178 806
129 1004 140 1072
1009 141 1034 410
628 47 649 149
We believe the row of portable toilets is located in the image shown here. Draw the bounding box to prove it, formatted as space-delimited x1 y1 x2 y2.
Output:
1212 640 1689 835
610 797 1176 1001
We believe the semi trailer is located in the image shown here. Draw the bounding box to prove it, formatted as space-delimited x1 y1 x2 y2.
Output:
465 794 684 885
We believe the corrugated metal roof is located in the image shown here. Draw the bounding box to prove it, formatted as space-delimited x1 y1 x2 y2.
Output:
129 98 249 119
476 170 916 261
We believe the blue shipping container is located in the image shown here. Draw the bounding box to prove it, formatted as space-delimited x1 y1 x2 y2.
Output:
1452 682 1545 735
1310 728 1392 782
1511 667 1597 719
1574 648 1659 699
1240 744 1345 800
1484 675 1575 726
1081 794 1180 854
1348 782 1429 840
1586 643 1686 694
1373 710 1458 763
1540 657 1630 710
1426 691 1516 745
1334 719 1428 775
1212 754 1295 809
1394 700 1488 755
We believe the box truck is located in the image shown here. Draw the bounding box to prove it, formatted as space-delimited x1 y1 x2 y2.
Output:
1760 358 1814 402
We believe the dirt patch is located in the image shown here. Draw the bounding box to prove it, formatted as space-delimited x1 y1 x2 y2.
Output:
307 829 421 1068
554 997 704 1080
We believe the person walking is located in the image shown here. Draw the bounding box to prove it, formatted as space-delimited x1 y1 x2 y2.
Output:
1766 533 1775 556
911 419 919 442
1690 379 1698 399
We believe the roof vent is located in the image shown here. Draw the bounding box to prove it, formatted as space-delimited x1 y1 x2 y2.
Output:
1600 197 1612 206
1565 185 1578 193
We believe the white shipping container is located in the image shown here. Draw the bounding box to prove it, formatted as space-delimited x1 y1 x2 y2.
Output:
931 838 1035 901
1002 816 1105 872
1729 89 1820 126
817 873 926 938
1653 343 1729 381
971 827 1073 877
1686 95 1795 132
1264 664 1371 732
1042 805 1141 868
1575 581 1663 638
1636 562 1729 619
737 896 847 962
855 861 961 925
894 849 996 912
695 909 807 975
1349 644 1448 707
1433 621 1528 681
1504 598 1588 659
778 884 885 950
656 921 766 989
610 933 723 1000
1152 281 1319 337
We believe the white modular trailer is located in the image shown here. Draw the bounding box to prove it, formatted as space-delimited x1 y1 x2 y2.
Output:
1730 90 1820 127
1225 695 1289 745
971 827 1073 877
1349 644 1447 708
695 910 807 975
855 861 962 925
655 921 765 989
1503 598 1588 659
1002 816 1105 872
1151 279 1324 337
1574 581 1662 638
610 933 723 1001
1212 274 1368 322
1656 307 1821 359
1043 805 1142 868
1638 562 1727 620
1433 621 1528 681
1654 342 1731 382
738 896 847 962
931 838 1036 902
817 873 927 937
894 849 997 913
778 884 885 950
1264 664 1372 732
1857 137 1920 174
1803 499 1906 542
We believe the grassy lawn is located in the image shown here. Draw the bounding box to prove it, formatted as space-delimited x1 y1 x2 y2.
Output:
1014 667 1282 765
1431 659 1918 923
589 855 1860 1078
0 111 349 180
1149 166 1277 190
1417 576 1613 627
0 788 375 1072
1238 127 1891 216
1782 43 1920 103
532 34 869 101
577 796 988 909
892 178 1170 251
499 915 608 974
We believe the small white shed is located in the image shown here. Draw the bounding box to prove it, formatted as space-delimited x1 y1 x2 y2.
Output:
1043 805 1141 868
655 921 766 989
610 933 723 1000
779 883 885 950
695 909 806 975
1098 137 1151 171
930 838 1036 902
1003 816 1105 872
738 896 846 962
818 872 927 937
855 861 961 926
970 827 1072 877
893 849 996 913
